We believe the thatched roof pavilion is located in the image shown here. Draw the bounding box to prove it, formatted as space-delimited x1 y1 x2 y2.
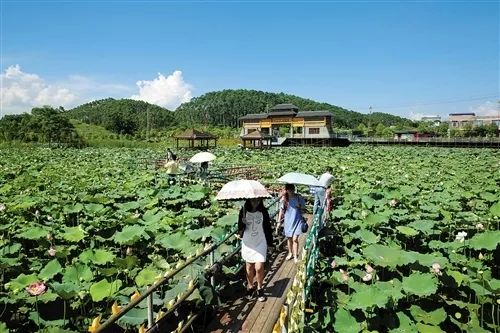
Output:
240 129 272 149
174 129 217 149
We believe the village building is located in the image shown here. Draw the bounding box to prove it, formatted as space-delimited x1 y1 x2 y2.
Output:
239 104 333 145
448 113 500 128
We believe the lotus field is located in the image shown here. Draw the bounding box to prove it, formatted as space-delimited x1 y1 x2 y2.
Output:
0 146 499 332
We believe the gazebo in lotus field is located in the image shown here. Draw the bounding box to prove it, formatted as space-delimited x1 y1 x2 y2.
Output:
174 129 217 149
240 129 272 148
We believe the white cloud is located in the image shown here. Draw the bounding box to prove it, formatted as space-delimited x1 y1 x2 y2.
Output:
471 100 499 117
0 65 77 115
131 70 193 110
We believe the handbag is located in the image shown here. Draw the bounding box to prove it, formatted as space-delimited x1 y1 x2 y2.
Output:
300 217 309 233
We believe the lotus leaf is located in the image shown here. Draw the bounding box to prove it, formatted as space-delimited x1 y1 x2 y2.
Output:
117 201 141 212
415 323 445 333
61 226 85 242
363 245 417 268
84 203 106 215
156 232 193 254
17 226 48 240
63 203 83 214
347 284 389 310
402 273 437 297
396 226 418 236
410 305 447 325
389 312 415 333
334 308 361 333
113 225 145 245
468 231 500 250
364 213 389 227
447 270 465 287
490 201 500 216
38 259 63 280
51 282 79 299
468 282 492 297
62 264 93 284
184 191 205 202
185 226 214 241
79 249 115 265
89 279 122 302
117 307 147 326
216 212 238 227
6 273 38 291
135 267 160 287
353 229 379 244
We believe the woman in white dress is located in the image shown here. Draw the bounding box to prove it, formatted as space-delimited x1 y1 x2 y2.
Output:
238 198 274 302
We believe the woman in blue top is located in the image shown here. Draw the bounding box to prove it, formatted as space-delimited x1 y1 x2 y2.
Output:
277 184 306 263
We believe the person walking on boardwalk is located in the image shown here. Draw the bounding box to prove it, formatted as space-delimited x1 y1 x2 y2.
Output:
313 167 334 228
238 197 274 302
277 184 306 264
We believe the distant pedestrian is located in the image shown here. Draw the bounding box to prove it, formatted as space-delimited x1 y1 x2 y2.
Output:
238 198 274 302
314 167 334 228
277 184 305 264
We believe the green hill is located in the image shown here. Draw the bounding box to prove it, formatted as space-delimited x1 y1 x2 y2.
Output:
174 89 412 129
67 98 177 135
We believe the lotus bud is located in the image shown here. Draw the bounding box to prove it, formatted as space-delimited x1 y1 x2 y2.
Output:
0 204 5 212
431 263 442 276
339 269 349 282
389 199 398 207
126 247 133 256
475 223 484 230
478 252 484 260
365 264 374 274
111 301 121 315
131 290 141 302
362 273 372 282
478 270 483 275
47 215 53 221
35 210 40 218
330 260 337 269
166 299 175 310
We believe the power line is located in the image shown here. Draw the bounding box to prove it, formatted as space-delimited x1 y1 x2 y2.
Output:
348 94 499 111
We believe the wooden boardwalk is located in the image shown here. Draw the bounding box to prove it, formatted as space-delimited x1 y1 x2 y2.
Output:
206 215 311 333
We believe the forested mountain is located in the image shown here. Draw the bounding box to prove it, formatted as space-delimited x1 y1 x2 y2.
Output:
174 89 412 128
67 98 177 135
0 106 84 146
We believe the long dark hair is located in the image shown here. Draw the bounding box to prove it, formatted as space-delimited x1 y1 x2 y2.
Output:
244 198 265 212
283 184 295 208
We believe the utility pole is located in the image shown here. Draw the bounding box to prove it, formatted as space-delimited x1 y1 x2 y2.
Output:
369 106 373 136
146 107 150 141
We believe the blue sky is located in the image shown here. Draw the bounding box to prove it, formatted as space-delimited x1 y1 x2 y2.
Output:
1 0 499 119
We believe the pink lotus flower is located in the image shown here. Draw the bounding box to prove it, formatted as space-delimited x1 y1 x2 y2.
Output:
475 223 484 230
389 199 398 207
431 263 442 276
365 264 374 274
362 273 373 282
26 282 47 296
339 269 349 282
331 260 337 269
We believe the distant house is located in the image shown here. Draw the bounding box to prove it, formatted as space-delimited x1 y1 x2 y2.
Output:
421 116 441 126
394 129 435 141
448 113 500 128
239 104 333 141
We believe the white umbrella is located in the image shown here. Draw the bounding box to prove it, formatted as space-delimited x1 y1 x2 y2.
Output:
215 179 271 200
277 172 321 187
189 152 216 163
318 173 334 188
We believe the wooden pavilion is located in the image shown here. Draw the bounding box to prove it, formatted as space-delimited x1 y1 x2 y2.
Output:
174 129 217 149
240 129 273 148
